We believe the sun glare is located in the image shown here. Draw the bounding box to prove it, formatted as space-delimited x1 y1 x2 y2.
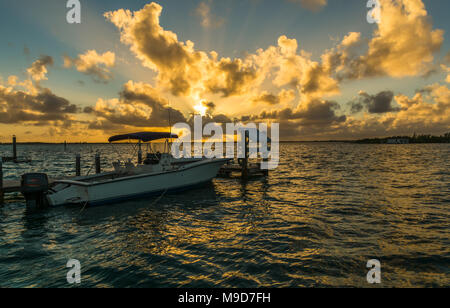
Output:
194 103 208 116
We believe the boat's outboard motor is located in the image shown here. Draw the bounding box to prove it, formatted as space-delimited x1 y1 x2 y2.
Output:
21 173 49 209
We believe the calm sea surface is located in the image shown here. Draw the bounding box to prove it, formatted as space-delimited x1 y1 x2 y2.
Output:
0 143 449 288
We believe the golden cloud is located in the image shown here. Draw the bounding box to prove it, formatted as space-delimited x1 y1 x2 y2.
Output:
326 0 444 80
55 0 445 141
87 80 186 131
64 50 116 83
27 55 54 82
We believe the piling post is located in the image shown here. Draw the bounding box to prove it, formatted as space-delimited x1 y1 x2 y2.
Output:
260 138 270 177
95 153 101 174
0 158 3 205
242 131 249 179
12 135 17 161
64 141 67 151
76 154 81 177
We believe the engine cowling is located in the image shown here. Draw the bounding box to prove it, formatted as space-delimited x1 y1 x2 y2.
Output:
21 173 49 208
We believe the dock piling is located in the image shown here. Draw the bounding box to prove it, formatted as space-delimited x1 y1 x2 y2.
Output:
242 131 249 179
95 153 101 174
76 154 81 177
12 135 17 161
0 158 3 205
260 138 271 177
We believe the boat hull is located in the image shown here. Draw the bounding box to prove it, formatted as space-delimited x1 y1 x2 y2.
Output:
46 159 228 207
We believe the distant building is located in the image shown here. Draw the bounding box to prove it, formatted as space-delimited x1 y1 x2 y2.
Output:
387 138 410 144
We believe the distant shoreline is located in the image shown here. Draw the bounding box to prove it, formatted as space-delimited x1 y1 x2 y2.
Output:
1 140 449 145
0 133 449 145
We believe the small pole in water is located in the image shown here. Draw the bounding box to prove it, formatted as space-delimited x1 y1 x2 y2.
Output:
95 153 101 174
76 154 81 177
261 137 270 177
12 135 17 161
64 141 67 151
242 130 249 179
0 158 3 205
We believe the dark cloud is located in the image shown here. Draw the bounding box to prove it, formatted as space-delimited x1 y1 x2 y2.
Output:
83 106 94 114
206 59 257 97
252 93 280 105
349 102 364 114
201 101 216 115
0 86 79 125
350 91 400 114
244 99 346 127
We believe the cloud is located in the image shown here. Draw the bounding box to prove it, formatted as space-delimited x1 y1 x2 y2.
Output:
87 81 186 131
338 85 450 140
247 99 346 127
105 3 202 95
195 1 225 29
204 57 258 97
27 55 54 82
251 35 340 101
7 76 18 86
105 3 258 97
200 101 216 114
349 90 401 114
325 0 444 80
389 84 450 133
0 56 80 127
99 1 448 141
0 85 78 125
289 0 328 12
252 89 295 105
440 64 450 83
64 50 116 83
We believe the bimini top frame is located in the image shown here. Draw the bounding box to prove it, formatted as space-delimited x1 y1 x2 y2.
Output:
108 132 178 143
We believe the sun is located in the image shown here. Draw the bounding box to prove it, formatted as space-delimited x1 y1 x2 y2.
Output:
192 91 208 116
194 102 208 116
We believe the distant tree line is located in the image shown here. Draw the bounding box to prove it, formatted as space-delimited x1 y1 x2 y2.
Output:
355 132 450 144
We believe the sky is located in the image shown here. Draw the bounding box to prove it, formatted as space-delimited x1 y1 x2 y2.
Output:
0 0 449 142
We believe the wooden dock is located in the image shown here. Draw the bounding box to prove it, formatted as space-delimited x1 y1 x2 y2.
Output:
2 180 21 194
219 162 268 179
218 130 270 179
1 135 32 163
0 151 101 205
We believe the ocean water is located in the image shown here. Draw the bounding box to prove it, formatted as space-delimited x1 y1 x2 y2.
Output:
0 143 449 288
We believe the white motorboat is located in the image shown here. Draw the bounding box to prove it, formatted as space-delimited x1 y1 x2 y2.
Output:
25 132 230 207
